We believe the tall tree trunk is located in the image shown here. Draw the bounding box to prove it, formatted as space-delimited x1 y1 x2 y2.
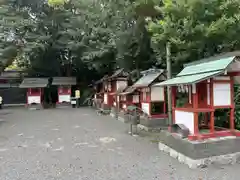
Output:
166 42 172 125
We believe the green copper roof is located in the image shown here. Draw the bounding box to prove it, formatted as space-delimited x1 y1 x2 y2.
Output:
154 54 239 87
133 70 164 88
154 70 223 87
178 56 235 76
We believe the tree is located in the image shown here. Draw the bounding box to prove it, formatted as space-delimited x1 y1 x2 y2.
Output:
0 0 44 71
0 0 158 85
147 0 240 73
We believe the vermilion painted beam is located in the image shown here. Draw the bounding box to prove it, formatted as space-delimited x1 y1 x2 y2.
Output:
188 130 240 141
227 72 240 76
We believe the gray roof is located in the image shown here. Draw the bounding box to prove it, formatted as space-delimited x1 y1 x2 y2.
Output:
132 70 165 88
120 86 137 95
109 68 124 78
19 78 48 88
110 87 126 95
52 77 76 85
108 68 128 79
0 70 26 80
95 75 108 84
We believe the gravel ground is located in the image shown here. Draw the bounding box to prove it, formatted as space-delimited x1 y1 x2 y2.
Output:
0 107 239 180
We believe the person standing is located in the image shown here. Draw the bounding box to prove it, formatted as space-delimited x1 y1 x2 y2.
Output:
75 89 80 108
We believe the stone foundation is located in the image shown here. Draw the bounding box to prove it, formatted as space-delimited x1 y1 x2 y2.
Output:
137 117 168 132
158 130 240 168
96 104 111 115
110 107 117 118
140 117 168 127
117 111 130 123
137 124 163 132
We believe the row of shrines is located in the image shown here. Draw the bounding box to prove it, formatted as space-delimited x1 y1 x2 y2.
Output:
92 52 240 141
0 74 76 105
19 77 76 105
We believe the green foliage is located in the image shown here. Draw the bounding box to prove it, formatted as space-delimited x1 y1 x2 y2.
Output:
234 85 240 130
2 0 240 88
0 0 157 83
147 0 240 72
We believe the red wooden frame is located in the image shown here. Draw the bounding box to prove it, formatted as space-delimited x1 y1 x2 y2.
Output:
26 88 42 105
138 86 167 118
171 75 238 141
57 86 71 104
119 93 139 111
103 79 129 107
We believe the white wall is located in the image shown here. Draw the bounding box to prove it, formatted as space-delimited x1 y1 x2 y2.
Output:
213 76 230 80
141 103 150 115
28 96 41 104
207 84 210 105
151 86 164 101
59 95 71 103
104 93 108 104
213 83 231 106
116 81 127 90
121 95 126 101
175 110 194 134
133 95 139 103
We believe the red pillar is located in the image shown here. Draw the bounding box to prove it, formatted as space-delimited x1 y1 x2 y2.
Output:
192 84 199 135
172 86 177 123
210 78 215 133
147 89 151 116
230 76 235 130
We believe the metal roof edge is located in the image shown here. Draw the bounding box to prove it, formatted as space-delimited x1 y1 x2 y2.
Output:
140 68 165 75
132 71 165 88
191 71 223 84
176 69 226 77
184 51 240 67
153 70 224 87
178 56 236 77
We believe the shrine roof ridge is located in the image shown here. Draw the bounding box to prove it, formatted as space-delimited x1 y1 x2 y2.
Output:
52 77 76 85
19 78 48 88
107 68 129 80
184 51 240 68
140 68 165 76
177 56 236 77
132 69 165 88
120 86 137 95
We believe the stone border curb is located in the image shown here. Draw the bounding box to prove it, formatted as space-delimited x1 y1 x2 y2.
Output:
110 113 115 118
117 116 126 123
158 142 240 169
137 124 149 131
137 124 162 132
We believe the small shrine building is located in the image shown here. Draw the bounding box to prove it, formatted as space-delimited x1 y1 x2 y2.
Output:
103 69 129 108
20 78 48 105
52 77 76 104
154 52 240 140
132 69 167 119
93 75 108 106
20 77 76 105
119 86 139 110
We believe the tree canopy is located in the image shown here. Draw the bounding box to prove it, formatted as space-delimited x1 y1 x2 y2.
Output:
148 0 240 72
1 0 240 82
